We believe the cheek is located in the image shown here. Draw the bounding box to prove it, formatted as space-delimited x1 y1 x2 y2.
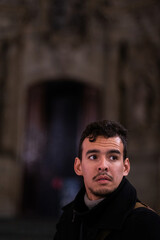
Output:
112 163 124 175
81 165 93 181
83 167 91 178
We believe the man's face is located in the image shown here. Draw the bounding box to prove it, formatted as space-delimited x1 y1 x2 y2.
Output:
74 136 130 200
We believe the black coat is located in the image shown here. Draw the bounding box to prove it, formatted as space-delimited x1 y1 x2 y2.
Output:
54 178 160 240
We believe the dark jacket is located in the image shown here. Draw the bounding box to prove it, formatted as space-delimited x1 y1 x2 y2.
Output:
54 177 160 240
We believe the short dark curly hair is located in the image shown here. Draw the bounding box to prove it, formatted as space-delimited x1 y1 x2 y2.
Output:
78 120 128 160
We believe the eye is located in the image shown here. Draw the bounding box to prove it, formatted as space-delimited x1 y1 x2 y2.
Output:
88 155 97 160
110 155 118 161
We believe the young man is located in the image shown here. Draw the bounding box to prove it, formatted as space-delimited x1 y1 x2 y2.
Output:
54 120 160 240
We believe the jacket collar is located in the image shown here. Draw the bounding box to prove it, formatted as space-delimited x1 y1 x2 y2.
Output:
73 177 137 230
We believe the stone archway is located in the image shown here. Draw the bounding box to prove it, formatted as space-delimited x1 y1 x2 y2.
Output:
22 79 101 217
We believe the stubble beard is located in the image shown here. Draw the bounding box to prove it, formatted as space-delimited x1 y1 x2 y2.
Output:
88 185 114 198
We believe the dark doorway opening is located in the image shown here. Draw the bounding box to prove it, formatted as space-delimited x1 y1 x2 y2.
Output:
22 80 101 218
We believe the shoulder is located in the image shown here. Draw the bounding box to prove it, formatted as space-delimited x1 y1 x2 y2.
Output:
59 200 75 222
54 201 75 239
125 207 160 238
131 207 160 224
62 200 75 211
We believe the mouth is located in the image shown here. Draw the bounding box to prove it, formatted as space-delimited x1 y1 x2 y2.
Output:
94 174 112 184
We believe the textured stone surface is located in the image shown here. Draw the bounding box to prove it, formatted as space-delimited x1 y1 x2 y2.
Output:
0 0 160 217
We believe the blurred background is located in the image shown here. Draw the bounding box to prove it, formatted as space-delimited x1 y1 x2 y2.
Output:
0 0 160 239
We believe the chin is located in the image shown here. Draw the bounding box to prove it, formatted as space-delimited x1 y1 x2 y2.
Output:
90 187 114 198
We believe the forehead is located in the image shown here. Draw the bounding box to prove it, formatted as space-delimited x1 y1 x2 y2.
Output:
82 136 123 153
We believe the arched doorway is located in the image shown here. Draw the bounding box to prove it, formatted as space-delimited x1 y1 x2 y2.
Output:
22 80 101 217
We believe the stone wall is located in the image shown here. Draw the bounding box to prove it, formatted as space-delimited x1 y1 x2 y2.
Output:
0 0 160 216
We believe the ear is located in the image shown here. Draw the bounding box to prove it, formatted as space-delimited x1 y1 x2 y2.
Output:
74 157 83 176
123 158 130 176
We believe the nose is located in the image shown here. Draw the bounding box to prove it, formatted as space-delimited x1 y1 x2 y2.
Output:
98 157 108 172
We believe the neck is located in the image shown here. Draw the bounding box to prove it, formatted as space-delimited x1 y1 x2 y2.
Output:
84 193 104 209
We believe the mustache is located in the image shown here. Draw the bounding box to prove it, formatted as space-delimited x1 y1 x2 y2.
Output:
93 171 113 181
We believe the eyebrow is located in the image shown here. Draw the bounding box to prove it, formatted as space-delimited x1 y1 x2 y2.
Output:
86 149 121 156
86 149 100 156
108 150 121 155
